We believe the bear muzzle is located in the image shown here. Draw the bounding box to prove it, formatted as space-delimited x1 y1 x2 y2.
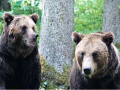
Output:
32 34 39 42
28 34 39 46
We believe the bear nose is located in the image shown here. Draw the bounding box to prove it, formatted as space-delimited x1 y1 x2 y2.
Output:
33 34 39 41
84 68 91 75
35 34 39 38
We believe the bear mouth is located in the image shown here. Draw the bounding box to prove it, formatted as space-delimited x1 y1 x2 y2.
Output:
9 34 15 41
29 41 36 46
24 40 37 47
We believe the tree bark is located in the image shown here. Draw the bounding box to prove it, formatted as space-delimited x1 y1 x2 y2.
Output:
39 0 74 73
0 0 11 11
103 0 120 43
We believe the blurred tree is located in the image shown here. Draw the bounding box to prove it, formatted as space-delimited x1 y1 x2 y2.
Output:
103 0 120 43
0 0 11 10
39 0 74 73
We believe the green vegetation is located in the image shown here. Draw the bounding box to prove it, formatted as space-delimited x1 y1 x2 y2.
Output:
74 0 104 34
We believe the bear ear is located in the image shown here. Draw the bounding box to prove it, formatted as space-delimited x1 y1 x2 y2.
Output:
103 32 114 45
72 32 84 45
3 13 14 25
30 13 39 24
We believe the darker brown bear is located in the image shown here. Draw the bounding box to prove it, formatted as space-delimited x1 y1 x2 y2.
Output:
70 31 120 89
0 13 41 89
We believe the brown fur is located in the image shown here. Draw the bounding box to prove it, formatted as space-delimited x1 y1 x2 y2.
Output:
0 13 41 89
74 32 109 77
2 13 39 58
70 31 120 89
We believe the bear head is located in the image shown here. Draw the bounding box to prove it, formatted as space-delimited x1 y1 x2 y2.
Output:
3 12 39 47
72 31 115 78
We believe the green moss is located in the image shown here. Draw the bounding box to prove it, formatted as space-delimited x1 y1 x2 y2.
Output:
115 43 120 48
115 43 120 51
40 55 71 89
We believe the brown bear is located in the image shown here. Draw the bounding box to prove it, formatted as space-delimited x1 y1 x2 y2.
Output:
0 13 41 89
70 31 120 89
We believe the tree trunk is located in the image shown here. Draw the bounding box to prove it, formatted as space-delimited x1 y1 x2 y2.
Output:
0 0 11 11
39 0 74 73
103 0 120 43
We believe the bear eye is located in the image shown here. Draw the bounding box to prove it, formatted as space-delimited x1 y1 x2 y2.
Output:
32 27 35 32
81 52 85 57
92 51 98 58
22 25 27 31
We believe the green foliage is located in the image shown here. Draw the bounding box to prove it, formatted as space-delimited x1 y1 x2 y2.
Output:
0 0 41 17
9 0 41 15
74 0 104 34
115 43 120 51
0 10 5 32
118 5 120 10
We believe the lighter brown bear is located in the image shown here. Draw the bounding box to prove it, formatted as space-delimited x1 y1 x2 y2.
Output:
70 32 120 89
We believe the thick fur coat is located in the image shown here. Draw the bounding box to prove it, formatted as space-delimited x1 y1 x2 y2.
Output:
0 13 41 89
70 32 120 89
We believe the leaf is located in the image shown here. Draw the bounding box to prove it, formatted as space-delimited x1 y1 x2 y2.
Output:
43 81 48 85
15 0 22 6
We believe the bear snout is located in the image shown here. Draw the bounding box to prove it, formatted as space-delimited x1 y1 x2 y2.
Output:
32 34 39 42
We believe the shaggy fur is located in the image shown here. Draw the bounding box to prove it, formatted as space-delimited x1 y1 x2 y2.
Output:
70 32 120 89
0 13 41 89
